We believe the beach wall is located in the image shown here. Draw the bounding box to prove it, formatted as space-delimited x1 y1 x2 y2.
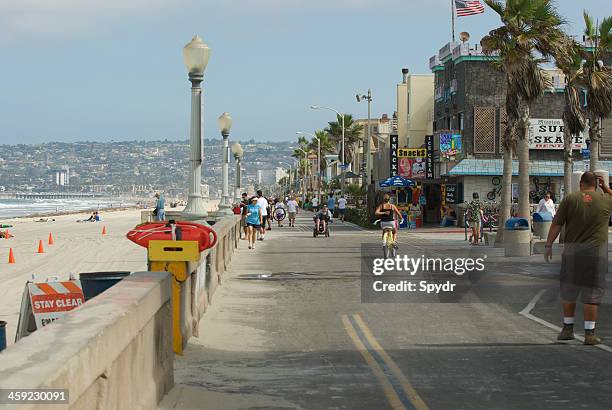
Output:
183 215 241 342
0 216 242 409
0 271 174 410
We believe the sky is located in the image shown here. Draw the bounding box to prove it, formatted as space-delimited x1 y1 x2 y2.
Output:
0 0 610 144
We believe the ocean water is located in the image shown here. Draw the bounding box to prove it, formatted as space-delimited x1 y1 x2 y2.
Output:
0 198 135 219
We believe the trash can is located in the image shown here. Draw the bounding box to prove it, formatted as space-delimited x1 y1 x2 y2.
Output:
0 320 6 352
504 218 531 257
79 271 131 301
399 212 408 229
533 212 553 239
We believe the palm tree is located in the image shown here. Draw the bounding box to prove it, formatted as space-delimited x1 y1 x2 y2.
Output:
308 130 335 174
324 114 364 167
581 12 612 171
292 136 310 193
482 0 566 222
554 37 586 195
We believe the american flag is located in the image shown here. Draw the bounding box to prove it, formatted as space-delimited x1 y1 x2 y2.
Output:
455 0 485 17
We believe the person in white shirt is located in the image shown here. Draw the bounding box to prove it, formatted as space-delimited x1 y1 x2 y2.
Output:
337 195 347 222
287 196 299 227
256 190 269 240
537 191 556 217
311 196 319 212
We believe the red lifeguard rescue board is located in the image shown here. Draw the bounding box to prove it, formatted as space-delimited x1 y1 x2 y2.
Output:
126 221 217 252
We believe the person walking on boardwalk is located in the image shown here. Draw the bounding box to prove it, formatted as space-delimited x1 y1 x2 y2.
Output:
466 193 482 245
327 193 336 218
154 192 165 221
311 195 319 212
256 190 269 240
240 192 248 239
337 195 347 222
545 172 612 345
246 196 263 250
287 196 299 227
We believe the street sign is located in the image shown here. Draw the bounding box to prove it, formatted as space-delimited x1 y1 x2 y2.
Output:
340 164 348 170
582 148 590 159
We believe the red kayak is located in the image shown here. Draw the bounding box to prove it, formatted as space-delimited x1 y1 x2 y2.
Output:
126 221 217 252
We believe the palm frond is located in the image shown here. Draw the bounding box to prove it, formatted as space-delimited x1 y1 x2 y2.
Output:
484 0 505 17
583 10 595 39
599 15 612 50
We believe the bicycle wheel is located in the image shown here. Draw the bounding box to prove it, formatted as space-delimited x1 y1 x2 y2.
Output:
491 176 501 186
487 191 496 201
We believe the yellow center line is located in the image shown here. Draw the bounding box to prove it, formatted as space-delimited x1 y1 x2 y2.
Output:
353 314 429 410
341 314 406 410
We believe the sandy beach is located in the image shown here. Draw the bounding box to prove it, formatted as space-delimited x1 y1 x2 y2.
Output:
0 208 148 346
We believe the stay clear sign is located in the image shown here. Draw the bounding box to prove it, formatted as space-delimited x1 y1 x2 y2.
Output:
28 281 85 328
528 118 586 150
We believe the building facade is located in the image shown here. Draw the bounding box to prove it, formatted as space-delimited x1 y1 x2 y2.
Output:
428 39 608 206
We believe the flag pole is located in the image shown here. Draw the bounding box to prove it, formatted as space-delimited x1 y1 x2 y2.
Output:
451 0 456 42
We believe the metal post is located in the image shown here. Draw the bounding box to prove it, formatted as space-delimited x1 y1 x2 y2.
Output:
341 114 345 197
183 72 208 219
219 131 232 215
317 137 321 204
234 157 242 203
366 90 372 185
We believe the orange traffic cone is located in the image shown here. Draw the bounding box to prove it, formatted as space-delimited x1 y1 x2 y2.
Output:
8 248 15 264
102 226 107 235
37 239 44 254
48 232 54 245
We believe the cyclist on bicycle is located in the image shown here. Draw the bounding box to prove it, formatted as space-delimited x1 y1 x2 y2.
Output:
375 194 403 245
313 204 332 232
274 198 287 227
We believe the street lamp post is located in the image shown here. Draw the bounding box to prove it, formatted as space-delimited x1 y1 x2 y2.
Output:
231 142 243 203
356 89 372 187
182 36 211 219
218 112 233 215
296 131 321 204
297 147 309 203
279 161 292 196
310 105 345 196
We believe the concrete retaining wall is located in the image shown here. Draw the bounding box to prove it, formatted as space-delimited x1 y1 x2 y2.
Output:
0 271 173 410
0 216 242 409
186 216 241 339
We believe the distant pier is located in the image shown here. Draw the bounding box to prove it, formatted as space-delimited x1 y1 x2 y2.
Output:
0 192 101 200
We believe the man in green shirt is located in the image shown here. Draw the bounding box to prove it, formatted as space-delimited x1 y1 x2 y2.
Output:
545 171 612 345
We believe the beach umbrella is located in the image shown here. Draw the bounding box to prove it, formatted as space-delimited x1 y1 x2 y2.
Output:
378 176 416 188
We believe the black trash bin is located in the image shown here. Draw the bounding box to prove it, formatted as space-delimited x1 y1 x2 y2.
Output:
0 320 6 352
79 271 131 301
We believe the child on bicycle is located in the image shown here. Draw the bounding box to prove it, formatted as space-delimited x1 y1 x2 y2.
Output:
375 194 403 245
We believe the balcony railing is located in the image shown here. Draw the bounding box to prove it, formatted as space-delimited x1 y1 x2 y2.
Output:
439 42 458 61
429 54 441 69
451 42 499 58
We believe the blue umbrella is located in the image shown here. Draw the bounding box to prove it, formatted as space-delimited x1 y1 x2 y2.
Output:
379 176 416 188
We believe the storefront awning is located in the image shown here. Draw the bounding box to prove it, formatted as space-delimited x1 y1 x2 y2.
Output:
447 159 612 176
